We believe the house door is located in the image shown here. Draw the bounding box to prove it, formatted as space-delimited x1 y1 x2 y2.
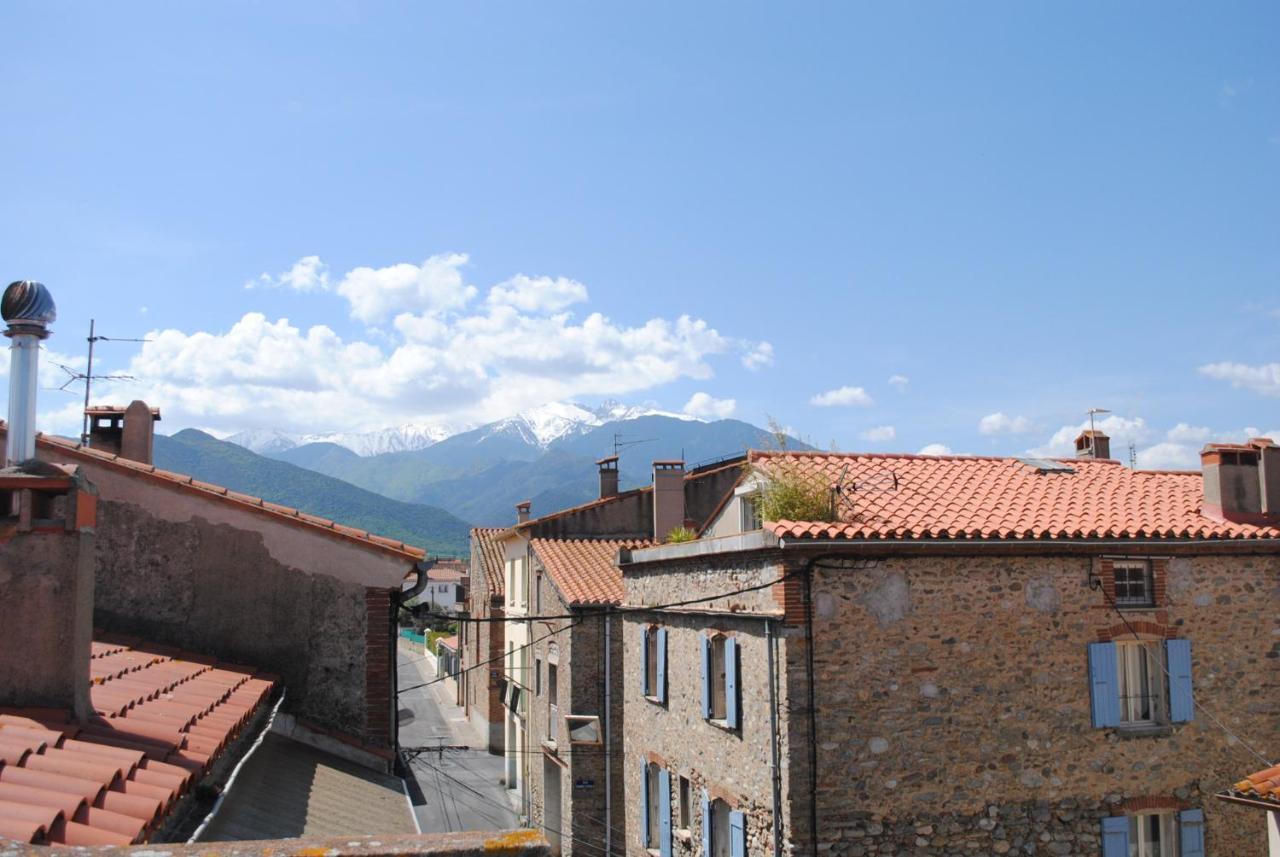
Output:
543 757 562 856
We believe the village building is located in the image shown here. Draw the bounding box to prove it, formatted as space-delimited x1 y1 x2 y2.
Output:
618 436 1280 857
463 527 508 753
486 455 743 856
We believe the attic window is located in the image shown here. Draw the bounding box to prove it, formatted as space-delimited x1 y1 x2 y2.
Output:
1017 458 1076 474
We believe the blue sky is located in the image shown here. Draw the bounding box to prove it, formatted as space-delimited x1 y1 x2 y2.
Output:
1 2 1277 467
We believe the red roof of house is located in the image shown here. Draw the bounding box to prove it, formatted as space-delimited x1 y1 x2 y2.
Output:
531 538 654 606
752 450 1280 542
24 430 426 563
1226 763 1280 807
0 636 275 845
471 528 506 598
428 561 468 584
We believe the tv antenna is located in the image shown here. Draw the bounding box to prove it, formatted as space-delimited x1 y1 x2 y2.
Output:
1086 407 1110 436
1128 441 1137 470
54 319 152 444
612 432 657 457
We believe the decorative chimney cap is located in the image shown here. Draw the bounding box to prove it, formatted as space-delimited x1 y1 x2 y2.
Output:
2 281 56 326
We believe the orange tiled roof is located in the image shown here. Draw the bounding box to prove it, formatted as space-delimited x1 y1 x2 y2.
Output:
471 528 506 598
752 450 1280 542
1226 763 1280 807
531 538 654 606
0 636 276 845
25 430 426 563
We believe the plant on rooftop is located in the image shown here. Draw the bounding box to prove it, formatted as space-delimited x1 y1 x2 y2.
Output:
665 525 697 543
750 418 834 523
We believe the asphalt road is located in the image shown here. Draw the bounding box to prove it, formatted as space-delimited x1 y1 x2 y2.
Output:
397 646 519 833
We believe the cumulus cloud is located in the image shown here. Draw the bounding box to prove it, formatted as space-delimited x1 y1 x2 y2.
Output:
486 274 588 314
1136 442 1200 471
1166 423 1211 444
810 385 873 407
1199 361 1280 397
337 253 476 323
978 412 1033 436
682 392 736 420
29 252 771 437
742 341 774 371
246 255 330 292
888 374 909 391
918 443 953 455
861 425 895 442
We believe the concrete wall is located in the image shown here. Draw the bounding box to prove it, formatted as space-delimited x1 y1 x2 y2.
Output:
35 450 411 747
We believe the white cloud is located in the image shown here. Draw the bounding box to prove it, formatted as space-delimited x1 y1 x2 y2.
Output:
682 392 736 420
809 385 873 408
861 425 895 442
918 443 952 455
336 253 476 323
1135 442 1200 471
742 341 774 371
1028 415 1151 458
1166 423 1210 444
888 374 909 391
486 274 587 314
246 255 330 292
1199 361 1280 397
978 412 1033 435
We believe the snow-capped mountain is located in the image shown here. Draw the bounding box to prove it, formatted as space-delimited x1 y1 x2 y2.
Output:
225 400 698 457
479 401 698 449
226 422 457 457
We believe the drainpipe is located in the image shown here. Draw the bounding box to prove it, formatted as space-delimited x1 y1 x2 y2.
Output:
766 617 783 857
604 607 613 857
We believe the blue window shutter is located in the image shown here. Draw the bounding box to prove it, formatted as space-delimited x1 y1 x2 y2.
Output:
729 810 746 857
701 635 713 719
701 790 712 856
1179 809 1205 857
1087 642 1120 728
1100 816 1129 857
659 769 673 857
641 763 651 848
657 628 668 704
725 637 740 729
1166 639 1195 723
642 627 651 697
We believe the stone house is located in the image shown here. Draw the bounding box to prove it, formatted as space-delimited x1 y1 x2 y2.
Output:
618 435 1280 857
491 455 745 855
463 527 507 752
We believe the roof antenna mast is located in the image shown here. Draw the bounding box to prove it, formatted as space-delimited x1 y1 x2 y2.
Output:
55 319 152 444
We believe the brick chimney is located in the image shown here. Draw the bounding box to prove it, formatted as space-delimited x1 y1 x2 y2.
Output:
86 401 161 464
516 500 532 524
1074 429 1110 460
1200 439 1280 524
652 460 685 541
597 455 619 499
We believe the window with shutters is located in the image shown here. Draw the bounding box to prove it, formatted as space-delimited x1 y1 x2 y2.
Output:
642 626 668 704
1117 641 1166 726
645 762 661 848
701 633 740 729
710 799 732 857
1130 812 1179 856
646 627 660 698
710 635 728 721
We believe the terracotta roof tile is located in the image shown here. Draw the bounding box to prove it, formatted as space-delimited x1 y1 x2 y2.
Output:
471 527 506 598
1226 762 1280 807
531 537 654 606
0 639 276 846
751 451 1280 542
22 430 426 563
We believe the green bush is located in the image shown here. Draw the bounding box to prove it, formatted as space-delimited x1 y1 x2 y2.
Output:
665 525 697 543
752 458 833 523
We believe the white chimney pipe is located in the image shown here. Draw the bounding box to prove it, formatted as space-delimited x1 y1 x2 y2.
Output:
2 281 56 465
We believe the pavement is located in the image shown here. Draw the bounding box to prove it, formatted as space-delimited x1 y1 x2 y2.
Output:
397 644 519 833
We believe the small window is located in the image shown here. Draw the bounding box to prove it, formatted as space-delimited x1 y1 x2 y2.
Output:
1117 641 1165 726
678 775 691 831
710 799 731 857
645 628 660 697
710 637 727 720
1114 561 1154 608
1129 812 1179 856
740 496 762 532
547 663 559 742
534 658 541 696
646 762 661 847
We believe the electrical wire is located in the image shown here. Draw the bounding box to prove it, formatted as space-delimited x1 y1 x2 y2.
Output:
1093 577 1274 767
398 618 585 695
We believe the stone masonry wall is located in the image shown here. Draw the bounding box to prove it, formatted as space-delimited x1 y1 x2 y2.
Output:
621 551 793 857
465 571 505 752
526 567 626 857
90 498 375 741
791 551 1280 857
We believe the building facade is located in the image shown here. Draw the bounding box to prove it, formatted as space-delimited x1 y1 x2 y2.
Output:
620 437 1280 857
465 527 507 753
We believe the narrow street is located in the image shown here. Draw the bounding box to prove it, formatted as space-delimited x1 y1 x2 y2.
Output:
397 645 519 834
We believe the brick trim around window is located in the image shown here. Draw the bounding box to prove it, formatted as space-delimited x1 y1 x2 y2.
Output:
1117 795 1190 814
1097 557 1169 609
1095 619 1176 642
